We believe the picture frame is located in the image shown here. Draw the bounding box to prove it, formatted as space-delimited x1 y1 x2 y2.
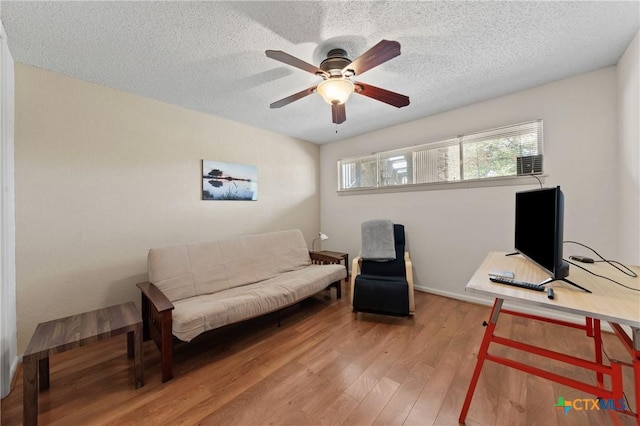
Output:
202 160 258 201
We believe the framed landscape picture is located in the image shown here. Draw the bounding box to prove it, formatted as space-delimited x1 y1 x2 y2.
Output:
202 160 258 201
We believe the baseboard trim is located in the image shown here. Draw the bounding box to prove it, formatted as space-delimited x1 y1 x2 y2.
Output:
414 285 618 333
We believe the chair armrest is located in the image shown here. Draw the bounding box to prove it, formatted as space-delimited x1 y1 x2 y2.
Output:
136 281 174 382
350 256 362 307
404 252 415 314
136 281 174 313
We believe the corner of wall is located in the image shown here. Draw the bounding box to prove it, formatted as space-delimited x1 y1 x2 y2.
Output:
616 30 640 264
0 17 17 399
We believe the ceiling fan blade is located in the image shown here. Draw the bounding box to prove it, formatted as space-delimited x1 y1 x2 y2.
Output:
266 50 329 77
344 40 401 76
354 82 410 108
332 103 346 124
270 86 317 109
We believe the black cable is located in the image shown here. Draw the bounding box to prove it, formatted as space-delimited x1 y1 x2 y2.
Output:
595 259 637 275
564 240 638 278
565 259 640 292
532 174 543 188
562 240 638 413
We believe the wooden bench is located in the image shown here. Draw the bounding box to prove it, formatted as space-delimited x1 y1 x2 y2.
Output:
22 302 144 425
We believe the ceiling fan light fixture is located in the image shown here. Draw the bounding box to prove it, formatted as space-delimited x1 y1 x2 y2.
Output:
317 78 354 105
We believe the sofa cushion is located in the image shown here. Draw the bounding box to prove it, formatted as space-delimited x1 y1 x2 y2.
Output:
147 245 196 302
271 265 345 300
148 229 313 302
269 230 312 272
171 263 345 341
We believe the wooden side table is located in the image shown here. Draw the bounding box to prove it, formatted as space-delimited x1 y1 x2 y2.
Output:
310 250 349 298
22 302 144 426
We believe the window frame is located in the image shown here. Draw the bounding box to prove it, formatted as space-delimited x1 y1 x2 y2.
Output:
337 120 543 194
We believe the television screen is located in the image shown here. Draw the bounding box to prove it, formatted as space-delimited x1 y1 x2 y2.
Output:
514 186 567 279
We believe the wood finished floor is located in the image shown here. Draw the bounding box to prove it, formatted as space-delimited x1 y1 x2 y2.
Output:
1 285 637 425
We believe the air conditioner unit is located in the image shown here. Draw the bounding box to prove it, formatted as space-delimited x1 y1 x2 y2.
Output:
517 155 543 175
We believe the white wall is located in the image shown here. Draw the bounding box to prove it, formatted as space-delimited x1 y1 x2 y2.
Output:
14 64 320 354
320 67 619 302
0 19 16 399
617 30 640 265
11 35 638 365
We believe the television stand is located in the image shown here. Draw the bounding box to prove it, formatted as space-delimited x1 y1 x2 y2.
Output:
539 277 592 293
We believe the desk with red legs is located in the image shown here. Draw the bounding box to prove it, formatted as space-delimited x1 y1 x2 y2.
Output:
459 251 640 425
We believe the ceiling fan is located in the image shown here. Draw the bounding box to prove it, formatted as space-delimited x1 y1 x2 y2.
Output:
265 40 410 125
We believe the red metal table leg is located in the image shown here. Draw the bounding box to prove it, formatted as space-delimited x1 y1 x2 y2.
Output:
593 318 604 385
459 298 503 424
634 357 640 426
633 328 640 426
608 323 640 425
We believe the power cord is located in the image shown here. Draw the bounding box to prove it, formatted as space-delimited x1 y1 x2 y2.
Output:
564 240 638 278
563 241 639 292
531 174 543 188
562 241 637 414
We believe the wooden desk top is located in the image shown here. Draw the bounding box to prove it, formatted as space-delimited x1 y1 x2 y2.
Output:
466 251 640 328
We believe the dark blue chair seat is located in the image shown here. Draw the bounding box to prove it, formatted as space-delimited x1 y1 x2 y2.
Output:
353 275 409 316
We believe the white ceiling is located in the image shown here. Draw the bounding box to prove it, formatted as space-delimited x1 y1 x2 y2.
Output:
2 1 639 144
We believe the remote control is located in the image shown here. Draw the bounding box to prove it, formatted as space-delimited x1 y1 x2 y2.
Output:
488 270 515 279
489 276 544 292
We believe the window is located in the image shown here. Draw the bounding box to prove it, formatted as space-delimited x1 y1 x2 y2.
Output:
379 149 413 186
413 138 460 184
461 121 542 180
338 120 543 192
339 154 377 190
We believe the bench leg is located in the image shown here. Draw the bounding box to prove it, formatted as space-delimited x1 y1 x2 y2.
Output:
135 328 144 388
127 331 134 358
23 356 38 426
38 358 49 391
130 326 144 388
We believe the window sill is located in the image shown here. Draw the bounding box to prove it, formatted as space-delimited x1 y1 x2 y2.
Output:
337 174 546 196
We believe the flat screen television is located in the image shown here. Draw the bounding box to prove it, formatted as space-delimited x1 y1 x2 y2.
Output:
514 186 591 292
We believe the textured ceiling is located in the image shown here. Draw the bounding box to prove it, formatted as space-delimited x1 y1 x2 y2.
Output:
2 1 639 144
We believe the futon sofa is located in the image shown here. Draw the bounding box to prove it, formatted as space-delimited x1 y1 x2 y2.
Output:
136 229 346 382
